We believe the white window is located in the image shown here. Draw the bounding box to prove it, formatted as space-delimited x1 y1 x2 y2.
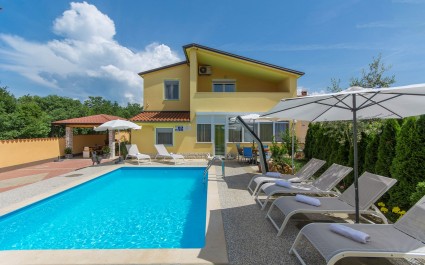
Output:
274 122 289 142
228 123 242 142
164 80 179 100
259 122 273 142
212 80 236 92
197 124 211 142
156 128 173 146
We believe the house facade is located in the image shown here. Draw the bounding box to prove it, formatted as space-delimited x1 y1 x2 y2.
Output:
130 44 304 157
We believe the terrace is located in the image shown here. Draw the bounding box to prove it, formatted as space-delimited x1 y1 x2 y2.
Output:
0 158 420 265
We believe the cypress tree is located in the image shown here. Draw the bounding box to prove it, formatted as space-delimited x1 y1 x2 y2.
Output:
358 131 370 176
375 119 400 178
363 132 380 174
389 117 420 209
409 115 425 205
303 123 315 159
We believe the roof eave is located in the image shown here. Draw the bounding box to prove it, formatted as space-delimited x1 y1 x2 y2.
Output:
182 43 305 76
138 61 188 76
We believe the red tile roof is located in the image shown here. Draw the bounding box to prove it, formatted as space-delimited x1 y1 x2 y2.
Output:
52 114 126 125
130 111 190 122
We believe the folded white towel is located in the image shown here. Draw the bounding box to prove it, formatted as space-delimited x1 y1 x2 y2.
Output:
288 177 302 183
275 180 292 188
329 224 370 244
265 172 281 178
295 194 321 206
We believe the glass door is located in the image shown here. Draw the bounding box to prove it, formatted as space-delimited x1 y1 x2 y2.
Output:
214 124 225 156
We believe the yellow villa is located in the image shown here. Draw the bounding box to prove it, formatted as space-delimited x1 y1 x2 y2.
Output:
130 43 305 157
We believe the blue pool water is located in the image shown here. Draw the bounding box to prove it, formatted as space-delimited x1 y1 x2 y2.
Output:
0 167 207 250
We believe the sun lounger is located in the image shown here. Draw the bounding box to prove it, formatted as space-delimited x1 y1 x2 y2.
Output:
154 144 185 165
266 172 397 236
247 158 326 196
289 195 425 265
125 144 151 165
255 163 352 210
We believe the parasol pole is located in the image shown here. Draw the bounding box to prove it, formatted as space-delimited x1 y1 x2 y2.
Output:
352 94 360 223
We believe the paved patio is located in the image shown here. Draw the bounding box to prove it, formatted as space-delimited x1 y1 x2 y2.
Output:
0 158 421 265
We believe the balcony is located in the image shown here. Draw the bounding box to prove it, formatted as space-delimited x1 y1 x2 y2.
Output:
191 91 294 113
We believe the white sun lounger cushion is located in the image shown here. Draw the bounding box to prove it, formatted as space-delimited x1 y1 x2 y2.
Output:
276 180 292 188
329 224 370 244
265 172 281 178
295 194 321 207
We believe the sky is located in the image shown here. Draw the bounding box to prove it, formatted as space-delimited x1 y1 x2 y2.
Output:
0 0 424 105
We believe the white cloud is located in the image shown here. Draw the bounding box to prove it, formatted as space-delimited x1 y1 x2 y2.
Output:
0 1 181 104
297 86 327 96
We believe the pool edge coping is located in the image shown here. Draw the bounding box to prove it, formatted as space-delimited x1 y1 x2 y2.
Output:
0 163 229 265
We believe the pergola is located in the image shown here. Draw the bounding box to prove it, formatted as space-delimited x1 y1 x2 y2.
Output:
52 114 127 158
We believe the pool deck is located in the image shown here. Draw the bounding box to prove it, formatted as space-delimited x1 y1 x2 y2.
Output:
0 159 420 265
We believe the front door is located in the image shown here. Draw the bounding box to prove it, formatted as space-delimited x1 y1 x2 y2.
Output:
214 124 225 156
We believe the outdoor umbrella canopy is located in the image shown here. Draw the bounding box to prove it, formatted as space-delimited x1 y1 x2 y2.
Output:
94 119 141 131
262 83 425 223
94 119 142 159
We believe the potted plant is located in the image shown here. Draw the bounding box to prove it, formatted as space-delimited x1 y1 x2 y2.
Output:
64 147 73 159
102 145 111 159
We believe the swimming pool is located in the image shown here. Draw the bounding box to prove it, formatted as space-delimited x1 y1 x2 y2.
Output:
0 167 207 250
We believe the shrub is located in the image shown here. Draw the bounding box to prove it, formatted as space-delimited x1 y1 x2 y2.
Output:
280 128 298 157
102 145 110 154
389 117 420 209
64 147 72 154
410 182 425 205
363 132 380 174
377 202 406 223
375 119 400 178
303 123 315 159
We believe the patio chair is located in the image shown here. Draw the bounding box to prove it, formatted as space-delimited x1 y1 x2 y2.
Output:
255 163 352 210
243 147 253 163
154 144 185 165
125 144 151 165
266 172 397 236
247 158 326 196
289 195 425 265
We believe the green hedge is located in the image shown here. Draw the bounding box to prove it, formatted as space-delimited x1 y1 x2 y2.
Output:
304 115 425 213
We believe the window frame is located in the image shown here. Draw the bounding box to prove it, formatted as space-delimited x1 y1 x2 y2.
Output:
212 79 236 92
163 79 180 100
196 124 212 143
155 127 174 146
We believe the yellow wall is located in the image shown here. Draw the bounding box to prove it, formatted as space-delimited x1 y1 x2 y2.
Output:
0 138 65 169
0 134 119 169
131 122 213 155
72 134 108 153
142 64 190 111
295 120 309 145
191 92 292 113
197 67 288 92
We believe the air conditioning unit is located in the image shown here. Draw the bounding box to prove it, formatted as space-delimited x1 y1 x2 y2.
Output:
198 66 212 75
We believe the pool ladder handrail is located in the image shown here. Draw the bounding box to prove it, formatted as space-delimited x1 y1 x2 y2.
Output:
203 156 221 183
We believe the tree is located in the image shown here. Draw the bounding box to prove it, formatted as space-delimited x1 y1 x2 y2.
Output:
10 95 51 139
375 119 400 178
350 54 396 88
303 123 316 159
363 132 380 174
389 117 422 209
0 86 18 139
